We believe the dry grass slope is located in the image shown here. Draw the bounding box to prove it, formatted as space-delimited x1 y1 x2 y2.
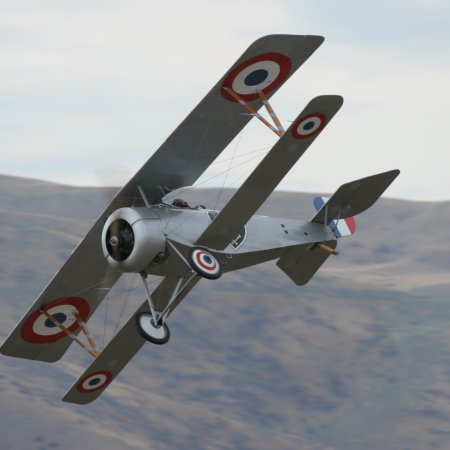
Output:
1 175 450 450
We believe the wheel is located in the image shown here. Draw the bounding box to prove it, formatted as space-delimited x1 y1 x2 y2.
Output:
189 247 222 279
135 313 170 345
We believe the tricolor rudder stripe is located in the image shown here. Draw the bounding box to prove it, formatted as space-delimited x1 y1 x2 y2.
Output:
313 196 326 213
313 196 356 238
222 52 291 102
333 215 356 237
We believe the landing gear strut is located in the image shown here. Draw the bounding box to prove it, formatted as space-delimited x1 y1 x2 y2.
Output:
136 242 211 344
137 272 171 345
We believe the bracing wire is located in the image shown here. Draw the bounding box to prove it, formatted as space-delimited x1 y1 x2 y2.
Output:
100 275 163 349
162 145 271 203
163 117 213 232
102 299 108 350
166 149 270 210
112 273 137 337
163 150 271 236
214 130 243 211
213 145 271 165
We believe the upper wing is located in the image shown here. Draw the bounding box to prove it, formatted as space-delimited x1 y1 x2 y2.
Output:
195 95 343 250
113 34 325 205
0 34 323 363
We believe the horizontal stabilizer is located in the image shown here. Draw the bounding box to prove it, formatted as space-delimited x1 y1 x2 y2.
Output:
62 301 149 405
312 169 400 225
277 241 337 286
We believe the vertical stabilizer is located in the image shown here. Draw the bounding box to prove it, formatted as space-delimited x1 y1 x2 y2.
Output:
313 196 356 238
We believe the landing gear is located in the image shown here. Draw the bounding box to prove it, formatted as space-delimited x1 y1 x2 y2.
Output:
137 272 171 345
136 243 216 345
135 313 170 345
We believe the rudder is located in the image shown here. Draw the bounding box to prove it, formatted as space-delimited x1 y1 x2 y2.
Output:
313 196 356 238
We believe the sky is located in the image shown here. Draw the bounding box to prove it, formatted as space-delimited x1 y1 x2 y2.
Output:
1 0 450 201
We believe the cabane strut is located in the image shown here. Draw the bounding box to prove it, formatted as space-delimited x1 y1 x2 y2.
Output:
223 87 285 136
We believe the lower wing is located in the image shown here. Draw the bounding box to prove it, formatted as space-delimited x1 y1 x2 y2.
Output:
63 273 200 404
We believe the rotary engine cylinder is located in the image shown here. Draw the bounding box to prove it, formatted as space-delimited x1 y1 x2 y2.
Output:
101 207 166 272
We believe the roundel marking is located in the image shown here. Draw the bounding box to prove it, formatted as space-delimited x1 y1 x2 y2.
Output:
291 113 327 139
20 297 90 344
190 248 221 279
222 52 292 102
76 370 113 393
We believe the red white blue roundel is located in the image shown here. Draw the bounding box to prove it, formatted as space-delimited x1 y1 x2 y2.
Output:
77 370 113 393
291 113 327 139
222 52 291 102
20 297 90 344
190 248 221 279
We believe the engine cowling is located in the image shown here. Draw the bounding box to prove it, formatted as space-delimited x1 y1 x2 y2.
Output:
101 207 166 272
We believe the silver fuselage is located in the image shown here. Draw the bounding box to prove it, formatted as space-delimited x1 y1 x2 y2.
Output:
143 205 335 276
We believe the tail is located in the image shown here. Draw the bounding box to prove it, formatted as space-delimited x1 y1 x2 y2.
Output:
311 169 400 238
277 169 399 286
313 196 356 238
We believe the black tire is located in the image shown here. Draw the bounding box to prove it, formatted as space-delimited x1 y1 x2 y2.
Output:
135 312 170 345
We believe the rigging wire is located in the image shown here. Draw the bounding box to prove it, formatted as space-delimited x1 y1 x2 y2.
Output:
209 145 270 169
214 130 243 211
100 275 163 349
186 115 213 181
165 149 270 210
163 150 270 236
102 298 108 350
162 145 271 203
112 273 137 337
59 272 121 299
163 116 213 233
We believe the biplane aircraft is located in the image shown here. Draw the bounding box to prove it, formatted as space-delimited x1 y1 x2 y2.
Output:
0 34 399 404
